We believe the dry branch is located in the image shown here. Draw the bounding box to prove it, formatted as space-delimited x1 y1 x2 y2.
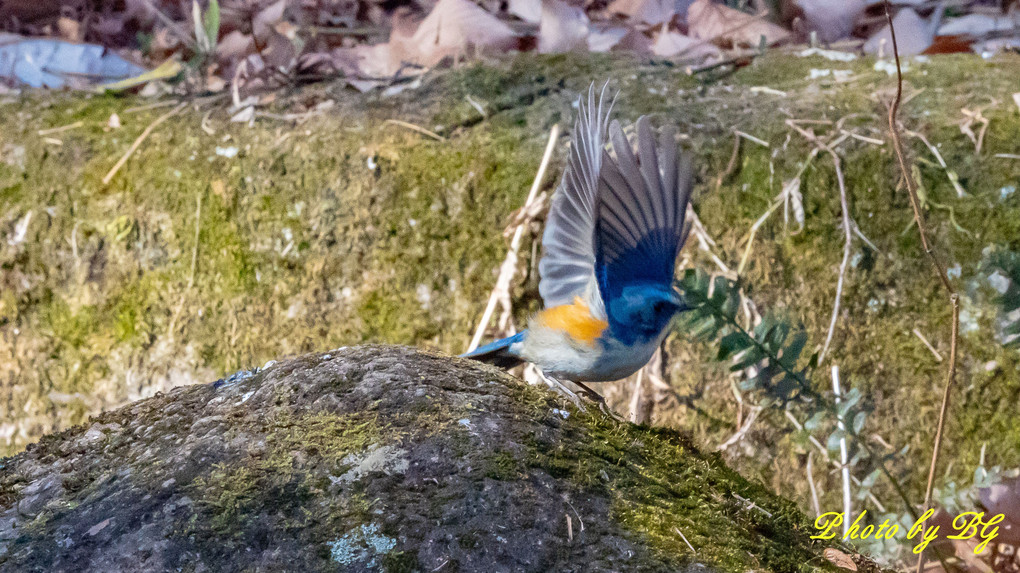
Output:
879 3 960 572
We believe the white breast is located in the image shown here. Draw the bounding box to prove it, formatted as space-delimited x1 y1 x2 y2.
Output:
517 324 601 380
518 322 667 382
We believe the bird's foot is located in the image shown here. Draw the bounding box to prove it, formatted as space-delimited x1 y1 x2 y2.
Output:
571 380 624 422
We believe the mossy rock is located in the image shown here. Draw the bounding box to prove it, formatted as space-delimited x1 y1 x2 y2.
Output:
0 346 873 572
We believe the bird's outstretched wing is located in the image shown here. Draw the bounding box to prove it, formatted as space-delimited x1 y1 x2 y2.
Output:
593 116 693 312
537 83 614 308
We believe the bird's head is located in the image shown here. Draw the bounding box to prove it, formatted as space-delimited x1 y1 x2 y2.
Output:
608 284 687 342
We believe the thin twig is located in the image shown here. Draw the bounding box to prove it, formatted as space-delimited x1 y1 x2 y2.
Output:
382 119 446 142
832 366 852 537
912 328 944 362
822 158 852 365
717 405 762 451
674 527 696 553
785 121 853 364
916 295 959 573
715 132 741 190
806 451 821 517
468 124 560 351
188 193 202 289
735 130 769 148
880 4 960 573
37 121 83 136
102 102 187 185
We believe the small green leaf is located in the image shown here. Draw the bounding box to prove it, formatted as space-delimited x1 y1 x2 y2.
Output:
826 429 845 452
774 376 800 400
717 331 749 360
804 411 825 432
852 410 867 434
192 0 209 53
730 345 766 371
781 331 808 368
204 0 220 53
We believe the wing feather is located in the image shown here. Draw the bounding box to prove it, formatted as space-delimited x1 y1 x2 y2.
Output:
538 82 615 307
594 115 693 315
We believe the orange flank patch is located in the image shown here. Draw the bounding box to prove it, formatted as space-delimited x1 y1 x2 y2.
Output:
537 297 608 345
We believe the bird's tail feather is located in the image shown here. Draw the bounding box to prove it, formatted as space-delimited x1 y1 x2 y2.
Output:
460 331 526 369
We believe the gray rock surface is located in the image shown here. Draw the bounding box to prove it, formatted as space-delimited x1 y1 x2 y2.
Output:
0 345 860 572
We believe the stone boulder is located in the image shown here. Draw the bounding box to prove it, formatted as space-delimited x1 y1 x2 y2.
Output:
0 346 864 572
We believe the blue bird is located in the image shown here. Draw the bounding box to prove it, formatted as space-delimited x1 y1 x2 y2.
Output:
462 84 693 392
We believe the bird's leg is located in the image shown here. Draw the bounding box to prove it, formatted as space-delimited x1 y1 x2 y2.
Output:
538 372 586 411
570 380 623 421
570 380 604 403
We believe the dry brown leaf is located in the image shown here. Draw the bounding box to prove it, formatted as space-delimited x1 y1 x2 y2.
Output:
539 0 589 54
651 25 718 58
396 0 517 68
311 0 359 27
587 25 652 53
587 25 629 51
123 0 158 26
822 548 857 571
607 0 680 27
687 0 790 48
254 0 287 41
980 475 1020 545
613 27 653 53
793 0 865 43
507 0 542 24
331 42 396 89
863 8 932 56
149 27 183 61
216 30 255 62
274 20 299 40
260 30 298 70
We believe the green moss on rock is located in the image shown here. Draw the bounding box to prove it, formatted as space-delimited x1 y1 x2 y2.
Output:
0 346 861 572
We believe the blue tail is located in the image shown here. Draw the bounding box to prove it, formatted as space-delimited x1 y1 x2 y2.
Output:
460 331 527 369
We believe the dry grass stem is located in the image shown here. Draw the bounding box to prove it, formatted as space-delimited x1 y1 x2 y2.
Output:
877 3 961 572
468 124 560 351
832 366 852 538
716 132 742 189
806 451 821 517
785 121 853 364
103 102 187 185
717 405 762 451
912 328 944 362
382 119 446 142
674 527 696 553
904 129 967 198
188 193 202 290
37 121 83 136
735 130 769 147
